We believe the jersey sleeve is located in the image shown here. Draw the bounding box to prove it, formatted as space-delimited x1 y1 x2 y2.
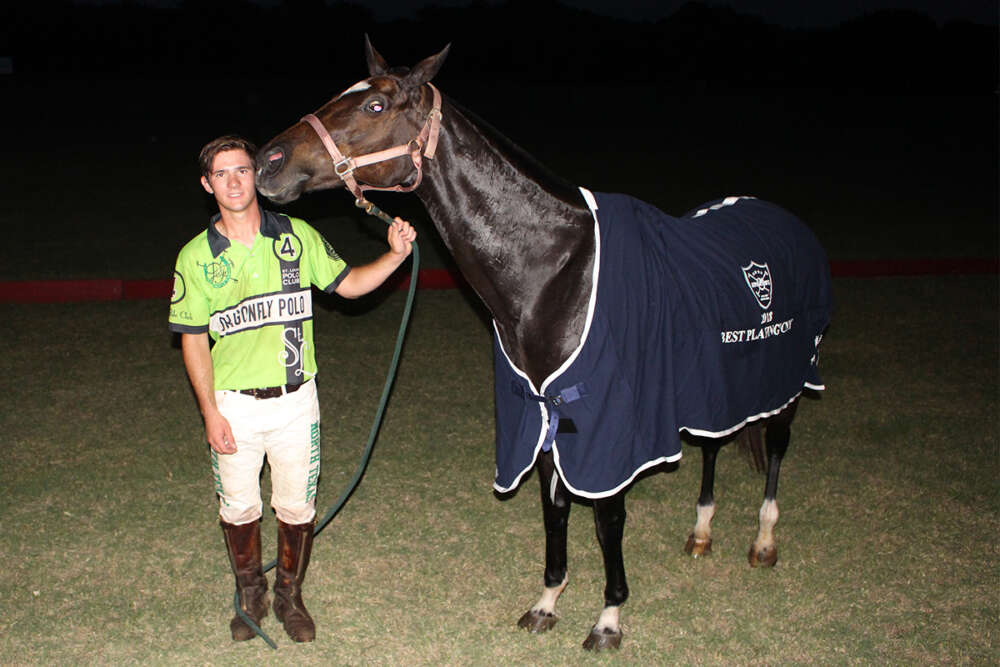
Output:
168 244 211 334
296 220 351 293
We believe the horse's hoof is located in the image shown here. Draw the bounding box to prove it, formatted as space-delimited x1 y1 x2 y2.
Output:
582 625 623 651
517 609 559 633
748 543 778 568
684 533 713 558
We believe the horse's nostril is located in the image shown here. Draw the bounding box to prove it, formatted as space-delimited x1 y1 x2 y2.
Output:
268 151 284 163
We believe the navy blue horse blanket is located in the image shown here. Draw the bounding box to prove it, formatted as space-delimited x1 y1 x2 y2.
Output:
493 189 832 498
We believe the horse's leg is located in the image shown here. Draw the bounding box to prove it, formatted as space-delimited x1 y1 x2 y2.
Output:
517 449 571 633
748 400 798 567
685 440 720 557
582 491 628 651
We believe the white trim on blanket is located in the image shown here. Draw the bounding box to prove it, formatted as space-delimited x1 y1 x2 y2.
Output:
491 187 603 496
552 188 683 499
560 451 683 499
493 187 824 500
491 320 549 494
492 188 684 500
679 384 818 440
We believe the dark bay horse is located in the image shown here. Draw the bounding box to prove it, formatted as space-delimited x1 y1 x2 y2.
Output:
256 39 831 651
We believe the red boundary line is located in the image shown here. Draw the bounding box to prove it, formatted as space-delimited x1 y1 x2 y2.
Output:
828 258 999 278
0 259 996 304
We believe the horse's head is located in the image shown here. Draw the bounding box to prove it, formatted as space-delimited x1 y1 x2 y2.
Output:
256 37 450 204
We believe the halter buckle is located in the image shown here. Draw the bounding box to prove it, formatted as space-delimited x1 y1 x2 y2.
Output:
334 157 355 177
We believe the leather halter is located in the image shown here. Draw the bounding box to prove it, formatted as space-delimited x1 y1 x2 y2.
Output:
300 83 442 202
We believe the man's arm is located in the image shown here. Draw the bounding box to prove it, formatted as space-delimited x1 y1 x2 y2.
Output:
181 332 236 454
335 217 416 299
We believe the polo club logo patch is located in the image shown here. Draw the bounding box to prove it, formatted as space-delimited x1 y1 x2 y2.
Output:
200 255 233 289
742 261 772 310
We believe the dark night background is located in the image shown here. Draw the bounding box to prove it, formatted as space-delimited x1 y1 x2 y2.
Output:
0 1 996 281
5 1 996 88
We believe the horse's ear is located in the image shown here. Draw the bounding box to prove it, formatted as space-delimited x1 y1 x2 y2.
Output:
365 34 389 76
404 43 451 88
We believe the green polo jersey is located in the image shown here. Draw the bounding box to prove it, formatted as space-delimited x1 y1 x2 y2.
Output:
168 210 350 391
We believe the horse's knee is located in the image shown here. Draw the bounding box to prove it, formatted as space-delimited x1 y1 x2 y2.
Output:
592 495 629 607
593 496 626 542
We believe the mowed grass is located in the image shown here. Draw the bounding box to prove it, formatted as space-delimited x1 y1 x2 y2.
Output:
0 274 996 665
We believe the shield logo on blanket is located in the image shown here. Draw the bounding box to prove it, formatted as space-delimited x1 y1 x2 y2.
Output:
742 261 772 310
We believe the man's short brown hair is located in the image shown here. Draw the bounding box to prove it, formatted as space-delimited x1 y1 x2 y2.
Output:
198 135 258 178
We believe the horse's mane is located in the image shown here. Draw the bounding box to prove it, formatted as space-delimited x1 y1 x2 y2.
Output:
444 95 582 203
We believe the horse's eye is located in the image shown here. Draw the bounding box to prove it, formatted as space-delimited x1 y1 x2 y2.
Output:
366 100 384 113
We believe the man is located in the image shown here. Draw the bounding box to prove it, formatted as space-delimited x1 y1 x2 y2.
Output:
169 135 416 642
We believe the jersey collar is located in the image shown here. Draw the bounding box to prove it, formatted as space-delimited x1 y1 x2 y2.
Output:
258 209 286 241
206 209 285 257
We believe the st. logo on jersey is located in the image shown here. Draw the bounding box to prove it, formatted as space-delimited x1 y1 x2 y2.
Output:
274 232 303 263
742 261 773 310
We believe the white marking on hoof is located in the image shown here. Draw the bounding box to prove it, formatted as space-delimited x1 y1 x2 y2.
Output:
755 498 779 547
594 605 620 634
583 606 623 650
693 502 715 541
518 574 568 633
533 573 568 615
685 502 715 556
750 498 780 566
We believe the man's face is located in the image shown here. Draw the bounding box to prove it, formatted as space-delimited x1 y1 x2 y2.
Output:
200 149 257 214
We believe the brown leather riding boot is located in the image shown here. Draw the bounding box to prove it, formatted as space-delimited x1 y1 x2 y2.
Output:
273 520 316 642
220 519 269 641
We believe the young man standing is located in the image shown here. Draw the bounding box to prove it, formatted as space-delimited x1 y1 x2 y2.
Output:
169 135 415 642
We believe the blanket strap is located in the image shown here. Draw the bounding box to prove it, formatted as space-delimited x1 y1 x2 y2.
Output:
512 381 587 452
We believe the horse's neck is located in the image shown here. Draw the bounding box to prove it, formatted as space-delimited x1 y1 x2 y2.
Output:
417 101 596 385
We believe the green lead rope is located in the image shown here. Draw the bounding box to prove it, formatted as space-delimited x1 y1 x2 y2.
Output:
234 198 420 649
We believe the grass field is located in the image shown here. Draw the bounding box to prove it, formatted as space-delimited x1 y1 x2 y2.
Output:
0 273 996 665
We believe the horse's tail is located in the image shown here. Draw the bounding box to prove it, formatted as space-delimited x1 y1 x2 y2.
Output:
737 424 767 474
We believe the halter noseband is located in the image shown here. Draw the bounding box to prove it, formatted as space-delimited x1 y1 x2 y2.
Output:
300 82 442 202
